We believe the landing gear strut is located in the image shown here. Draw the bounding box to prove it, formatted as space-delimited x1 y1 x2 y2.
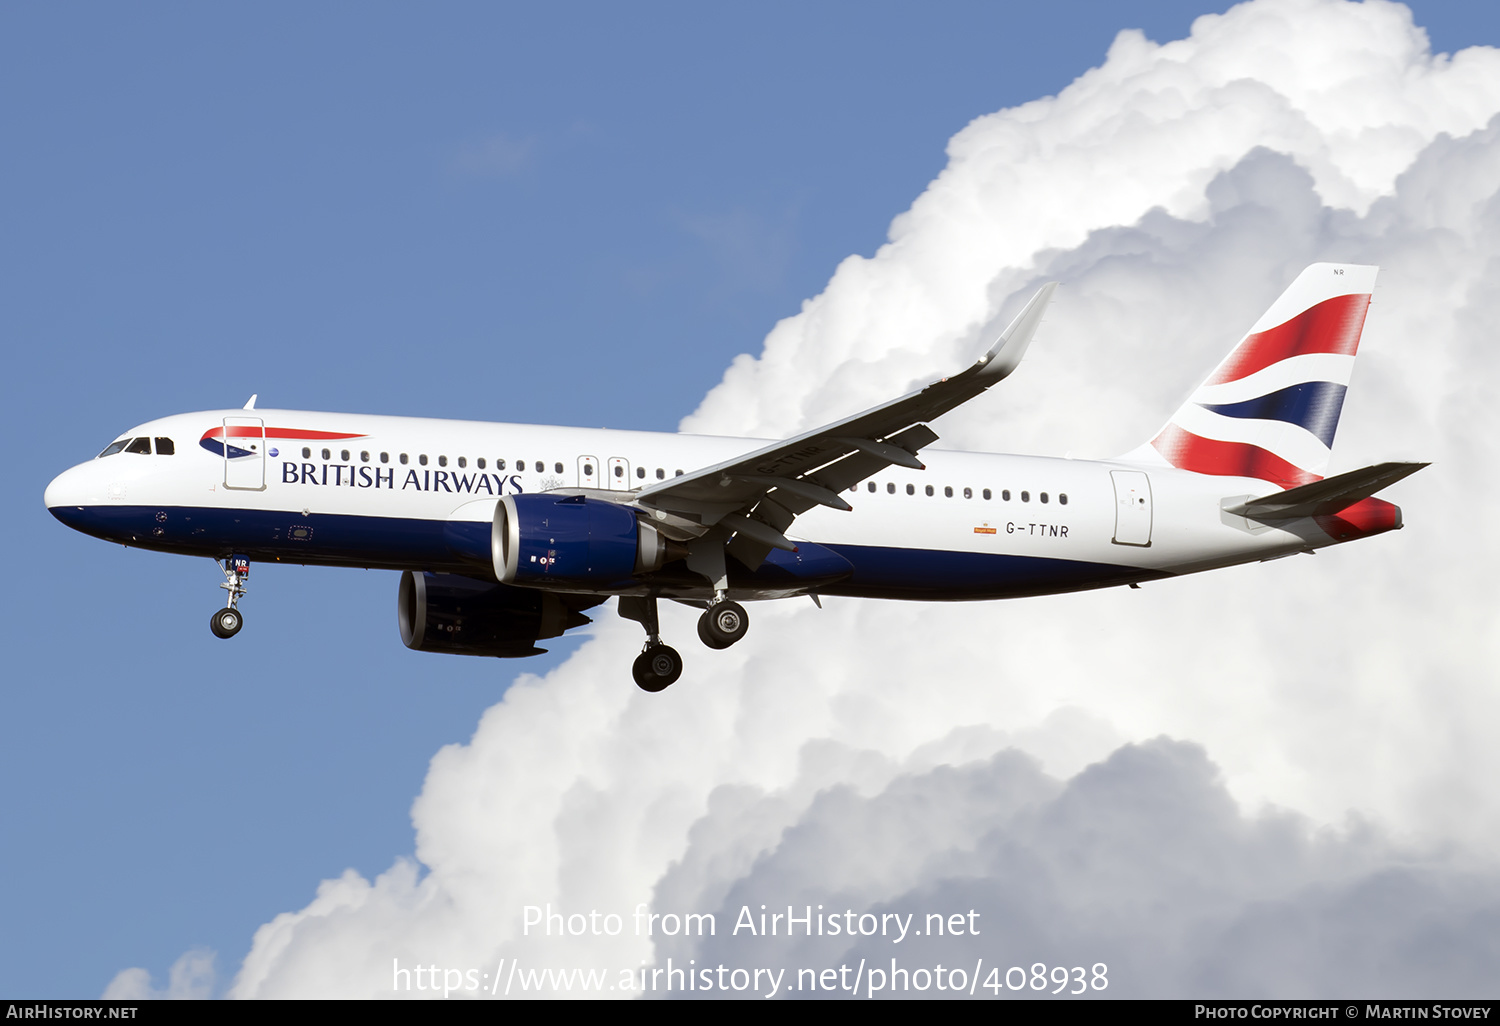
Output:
619 595 682 692
697 598 749 650
210 555 249 639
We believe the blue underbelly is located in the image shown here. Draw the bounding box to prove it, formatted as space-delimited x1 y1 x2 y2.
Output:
820 543 1163 599
49 505 1164 598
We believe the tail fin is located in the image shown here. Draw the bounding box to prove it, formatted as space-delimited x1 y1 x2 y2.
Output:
1133 263 1377 487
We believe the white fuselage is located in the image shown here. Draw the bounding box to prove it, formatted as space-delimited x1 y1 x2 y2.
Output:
45 408 1346 602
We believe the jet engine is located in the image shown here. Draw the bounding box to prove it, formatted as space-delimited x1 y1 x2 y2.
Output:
397 571 597 658
492 494 672 587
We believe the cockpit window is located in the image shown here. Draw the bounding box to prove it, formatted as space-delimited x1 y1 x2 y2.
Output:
97 439 130 458
155 437 175 455
125 437 151 455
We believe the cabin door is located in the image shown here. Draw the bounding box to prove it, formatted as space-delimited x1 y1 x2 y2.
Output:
222 417 266 491
1110 470 1152 546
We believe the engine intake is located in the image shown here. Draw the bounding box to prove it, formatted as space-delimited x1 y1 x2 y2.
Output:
397 571 595 658
493 494 669 587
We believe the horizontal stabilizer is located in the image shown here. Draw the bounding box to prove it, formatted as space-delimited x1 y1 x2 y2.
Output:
1223 461 1428 520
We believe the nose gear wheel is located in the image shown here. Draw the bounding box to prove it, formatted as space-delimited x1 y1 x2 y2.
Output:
210 607 243 638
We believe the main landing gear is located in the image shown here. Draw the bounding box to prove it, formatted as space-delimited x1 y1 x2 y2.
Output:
697 599 749 649
632 645 683 693
210 555 249 639
619 595 681 692
619 594 750 692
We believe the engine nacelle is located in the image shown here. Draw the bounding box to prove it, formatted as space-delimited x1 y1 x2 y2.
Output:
493 494 668 587
397 571 594 658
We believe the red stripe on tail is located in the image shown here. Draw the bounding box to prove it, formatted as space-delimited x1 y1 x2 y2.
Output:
1151 424 1318 488
1208 293 1370 385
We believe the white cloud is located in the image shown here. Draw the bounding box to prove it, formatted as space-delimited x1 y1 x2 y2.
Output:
104 949 215 1000
150 0 1500 998
655 739 1500 998
681 0 1500 443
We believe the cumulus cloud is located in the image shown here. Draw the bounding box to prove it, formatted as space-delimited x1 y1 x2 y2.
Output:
103 949 215 1000
107 0 1500 999
656 739 1500 998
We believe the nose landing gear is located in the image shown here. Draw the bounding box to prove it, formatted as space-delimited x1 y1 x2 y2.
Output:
210 556 249 639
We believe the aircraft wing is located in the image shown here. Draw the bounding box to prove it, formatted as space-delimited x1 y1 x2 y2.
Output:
634 282 1058 568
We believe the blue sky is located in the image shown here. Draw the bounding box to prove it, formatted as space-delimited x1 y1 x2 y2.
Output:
3 0 1498 998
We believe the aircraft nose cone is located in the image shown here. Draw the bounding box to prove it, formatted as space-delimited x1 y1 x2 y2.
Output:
45 463 101 520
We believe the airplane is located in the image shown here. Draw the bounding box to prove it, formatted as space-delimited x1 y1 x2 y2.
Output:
45 263 1425 692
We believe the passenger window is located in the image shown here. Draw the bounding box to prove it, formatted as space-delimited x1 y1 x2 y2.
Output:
98 439 130 458
1002 489 1011 501
126 437 151 455
963 487 971 499
867 482 876 492
457 457 466 468
554 462 563 473
1040 492 1049 503
477 458 485 469
419 455 429 466
906 484 915 495
341 449 350 462
614 465 624 478
944 486 953 498
583 463 593 476
675 470 683 477
656 468 665 480
322 448 331 460
887 483 896 494
637 467 646 479
1060 493 1068 505
302 447 311 458
497 459 506 470
381 452 389 464
438 455 447 467
982 488 991 500
361 451 370 463
400 453 409 465
155 437 175 455
925 485 934 496
533 461 543 472
1021 491 1030 502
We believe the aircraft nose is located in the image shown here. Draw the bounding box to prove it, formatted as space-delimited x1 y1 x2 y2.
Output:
44 462 103 518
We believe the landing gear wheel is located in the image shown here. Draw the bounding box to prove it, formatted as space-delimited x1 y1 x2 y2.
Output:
210 607 243 639
697 601 748 649
632 644 683 692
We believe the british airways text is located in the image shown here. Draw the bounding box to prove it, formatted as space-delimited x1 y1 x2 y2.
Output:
281 462 524 494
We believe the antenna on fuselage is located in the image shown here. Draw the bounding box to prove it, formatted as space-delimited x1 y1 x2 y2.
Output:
243 394 258 410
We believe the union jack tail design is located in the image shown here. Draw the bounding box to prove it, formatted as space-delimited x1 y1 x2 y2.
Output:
1145 263 1377 488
